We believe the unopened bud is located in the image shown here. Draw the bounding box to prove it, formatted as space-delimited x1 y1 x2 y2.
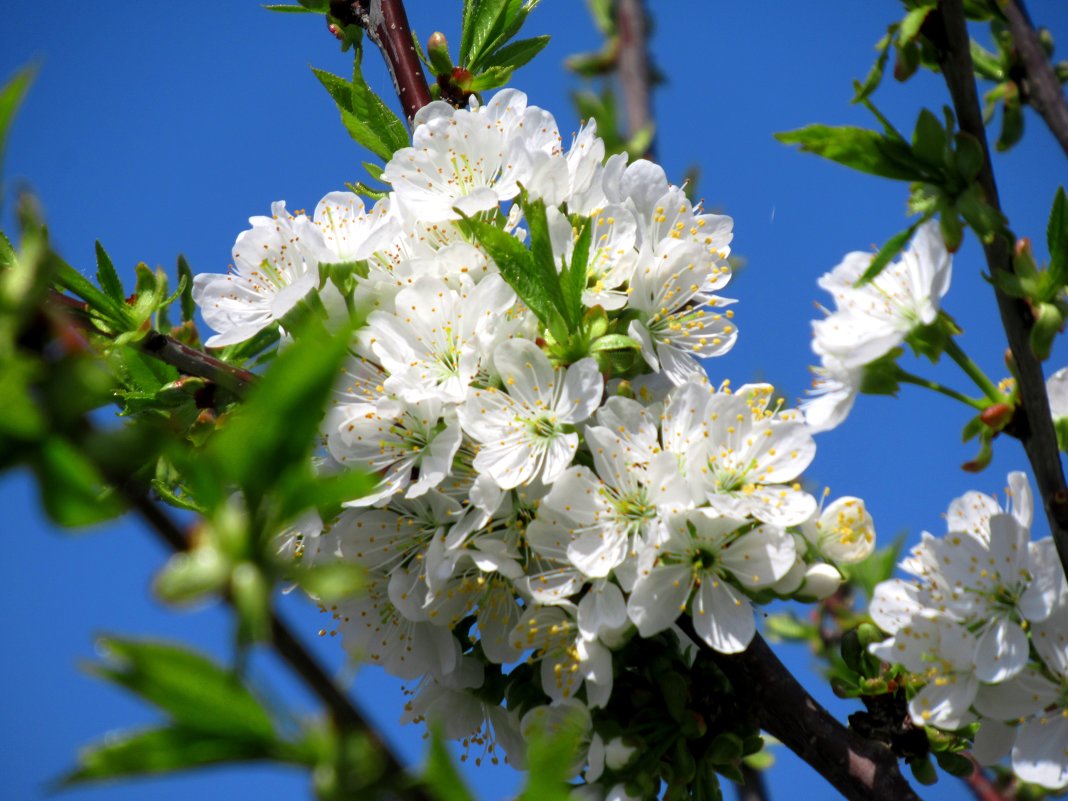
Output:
451 66 474 91
327 22 343 40
427 32 453 76
980 402 1013 430
799 563 843 600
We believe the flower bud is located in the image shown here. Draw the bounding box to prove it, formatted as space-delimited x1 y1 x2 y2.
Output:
605 737 639 770
799 563 843 600
427 32 453 76
979 402 1013 431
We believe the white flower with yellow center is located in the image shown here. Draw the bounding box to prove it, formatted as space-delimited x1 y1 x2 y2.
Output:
193 201 320 347
459 339 603 489
382 89 562 221
627 239 737 384
684 387 818 527
801 494 876 564
812 220 952 369
365 274 516 403
627 509 795 653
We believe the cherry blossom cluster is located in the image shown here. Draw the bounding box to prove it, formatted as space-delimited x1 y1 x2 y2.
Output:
869 472 1068 790
192 89 877 787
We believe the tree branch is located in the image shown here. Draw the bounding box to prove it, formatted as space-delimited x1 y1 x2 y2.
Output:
678 623 920 801
960 755 1015 801
332 0 431 121
46 290 256 398
927 0 1068 576
735 762 771 801
1001 0 1068 159
118 467 434 801
615 0 656 159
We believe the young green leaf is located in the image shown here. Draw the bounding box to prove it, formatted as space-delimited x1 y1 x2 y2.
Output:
1047 187 1066 285
423 727 477 801
94 241 124 303
520 193 573 325
776 125 928 181
518 705 587 801
61 725 282 785
461 0 511 68
205 318 357 505
0 64 35 179
33 436 126 527
90 637 276 739
49 251 134 329
852 27 896 104
561 217 591 324
458 213 553 323
857 220 922 285
176 254 196 323
485 35 550 71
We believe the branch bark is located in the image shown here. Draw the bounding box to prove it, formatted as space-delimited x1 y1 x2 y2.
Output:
46 290 256 398
333 0 432 121
694 629 921 801
615 0 656 159
927 0 1068 576
960 755 1015 801
1001 0 1068 159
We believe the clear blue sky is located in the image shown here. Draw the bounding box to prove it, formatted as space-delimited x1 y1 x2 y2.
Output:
2 2 1067 800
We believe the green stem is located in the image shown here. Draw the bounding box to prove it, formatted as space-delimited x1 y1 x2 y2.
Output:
896 367 986 411
942 337 1004 403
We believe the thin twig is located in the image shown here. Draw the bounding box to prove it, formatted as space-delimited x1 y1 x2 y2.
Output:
735 762 771 801
1002 0 1068 159
926 0 1068 576
961 755 1015 801
121 475 433 801
46 290 256 398
332 0 431 121
678 623 920 801
615 0 656 159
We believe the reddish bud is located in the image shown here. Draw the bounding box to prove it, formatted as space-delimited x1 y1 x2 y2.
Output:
980 402 1013 430
1015 236 1032 259
327 23 343 40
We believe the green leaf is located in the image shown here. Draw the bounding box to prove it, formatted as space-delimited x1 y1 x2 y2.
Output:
423 727 477 801
996 87 1024 152
520 193 573 326
485 35 550 71
33 436 125 527
589 333 641 352
94 241 124 302
517 707 585 801
458 213 554 324
205 319 357 504
852 27 895 103
50 251 133 329
290 561 365 603
91 637 276 739
279 467 378 522
899 5 934 45
562 217 591 324
1047 187 1067 284
466 65 515 93
462 0 511 68
313 65 408 160
911 108 947 169
857 221 922 285
176 254 196 323
263 4 322 12
62 725 280 785
842 536 905 601
776 125 928 182
0 65 35 177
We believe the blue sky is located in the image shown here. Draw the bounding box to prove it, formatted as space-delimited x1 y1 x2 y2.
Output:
2 2 1067 800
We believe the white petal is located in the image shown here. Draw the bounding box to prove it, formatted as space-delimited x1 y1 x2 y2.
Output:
691 577 755 654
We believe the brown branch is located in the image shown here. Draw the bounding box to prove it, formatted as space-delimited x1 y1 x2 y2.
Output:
678 623 920 801
46 290 256 398
927 0 1068 575
615 0 655 159
332 0 432 121
960 755 1014 801
1001 0 1068 159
